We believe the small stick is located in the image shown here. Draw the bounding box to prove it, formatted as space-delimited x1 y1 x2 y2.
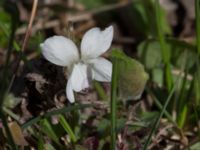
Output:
21 0 38 52
7 0 38 95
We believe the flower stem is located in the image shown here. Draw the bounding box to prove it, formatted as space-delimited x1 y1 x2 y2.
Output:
111 58 118 150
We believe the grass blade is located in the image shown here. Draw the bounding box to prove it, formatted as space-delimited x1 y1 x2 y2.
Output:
147 88 175 125
143 84 177 150
59 115 77 143
40 119 59 144
22 104 92 129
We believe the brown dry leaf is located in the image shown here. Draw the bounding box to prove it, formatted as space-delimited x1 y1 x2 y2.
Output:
8 121 28 146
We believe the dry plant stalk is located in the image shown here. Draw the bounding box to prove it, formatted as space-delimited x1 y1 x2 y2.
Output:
21 0 38 52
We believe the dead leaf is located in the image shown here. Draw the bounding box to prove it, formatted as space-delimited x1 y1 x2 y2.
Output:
8 121 28 146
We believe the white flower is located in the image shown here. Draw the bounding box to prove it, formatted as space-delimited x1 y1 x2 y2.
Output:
40 26 113 103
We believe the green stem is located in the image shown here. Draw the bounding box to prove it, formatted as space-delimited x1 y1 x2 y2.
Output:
196 0 200 55
155 0 172 90
110 58 118 150
155 0 169 63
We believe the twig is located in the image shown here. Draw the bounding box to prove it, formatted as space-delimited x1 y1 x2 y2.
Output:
21 0 38 52
8 0 38 92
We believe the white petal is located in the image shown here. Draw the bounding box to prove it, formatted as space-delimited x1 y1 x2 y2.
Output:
90 57 112 82
40 36 79 67
66 78 75 103
81 26 113 60
70 63 89 92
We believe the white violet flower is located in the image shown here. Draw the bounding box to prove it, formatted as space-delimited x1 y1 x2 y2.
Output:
40 26 113 103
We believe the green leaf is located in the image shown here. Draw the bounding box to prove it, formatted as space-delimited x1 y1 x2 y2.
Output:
40 119 60 144
138 40 162 70
152 68 164 87
111 49 149 100
37 132 44 150
138 38 197 71
175 50 196 71
59 115 77 142
0 10 20 51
